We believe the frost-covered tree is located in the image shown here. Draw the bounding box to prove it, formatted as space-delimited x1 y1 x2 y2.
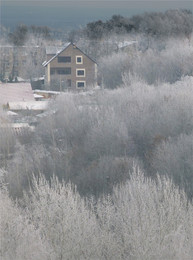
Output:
96 167 193 259
24 175 101 260
18 169 193 259
6 76 193 198
0 111 15 168
0 186 48 260
151 134 193 198
99 37 193 88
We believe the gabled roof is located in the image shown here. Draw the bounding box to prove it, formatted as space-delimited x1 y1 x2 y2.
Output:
43 42 71 67
43 42 97 67
8 101 48 111
0 83 34 106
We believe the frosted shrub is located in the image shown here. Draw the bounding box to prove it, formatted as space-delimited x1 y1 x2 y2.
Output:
25 175 102 260
75 156 143 197
97 167 193 260
99 37 193 88
151 133 193 198
99 51 132 89
0 187 48 260
132 38 193 84
0 110 15 167
6 76 193 198
2 169 193 259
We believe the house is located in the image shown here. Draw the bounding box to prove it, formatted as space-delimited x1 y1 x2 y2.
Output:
43 42 97 90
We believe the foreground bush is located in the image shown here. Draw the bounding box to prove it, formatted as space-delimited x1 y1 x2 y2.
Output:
2 169 193 259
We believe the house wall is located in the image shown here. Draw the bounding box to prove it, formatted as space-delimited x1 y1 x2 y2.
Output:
47 44 97 90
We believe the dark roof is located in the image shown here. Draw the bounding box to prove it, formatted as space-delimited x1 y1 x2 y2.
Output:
43 42 97 67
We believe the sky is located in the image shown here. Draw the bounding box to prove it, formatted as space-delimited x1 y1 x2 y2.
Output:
1 0 192 31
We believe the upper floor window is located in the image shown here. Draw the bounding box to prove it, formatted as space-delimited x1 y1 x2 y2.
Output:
57 67 71 75
76 56 83 64
76 69 85 77
58 56 71 63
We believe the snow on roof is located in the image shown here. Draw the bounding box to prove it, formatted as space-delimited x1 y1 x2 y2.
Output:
43 45 68 66
31 76 44 81
6 111 18 116
43 55 56 67
42 61 47 66
14 77 27 82
8 101 48 111
0 83 35 106
117 41 137 49
100 40 137 50
34 94 44 98
34 89 60 95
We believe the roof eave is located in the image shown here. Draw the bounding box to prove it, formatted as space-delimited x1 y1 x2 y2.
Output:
43 42 71 67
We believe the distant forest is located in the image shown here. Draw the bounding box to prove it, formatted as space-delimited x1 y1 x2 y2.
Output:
84 9 193 39
1 9 192 46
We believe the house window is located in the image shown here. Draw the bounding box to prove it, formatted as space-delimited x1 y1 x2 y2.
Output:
76 81 85 88
58 56 71 63
76 69 85 77
76 56 83 64
57 67 71 75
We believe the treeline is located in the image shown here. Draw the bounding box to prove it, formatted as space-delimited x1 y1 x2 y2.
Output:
98 37 193 88
3 9 193 46
85 9 193 39
0 24 55 80
8 24 52 46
